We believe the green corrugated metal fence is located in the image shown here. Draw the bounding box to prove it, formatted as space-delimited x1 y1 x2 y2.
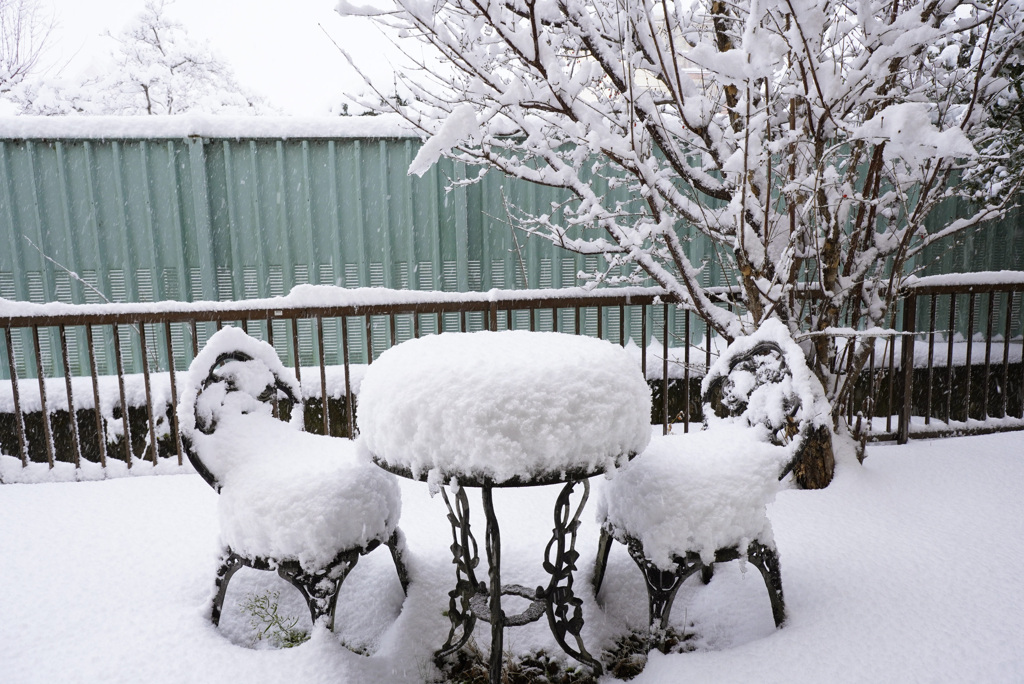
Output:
1 132 1021 376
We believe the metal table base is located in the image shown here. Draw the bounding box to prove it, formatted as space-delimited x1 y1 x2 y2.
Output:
434 479 603 683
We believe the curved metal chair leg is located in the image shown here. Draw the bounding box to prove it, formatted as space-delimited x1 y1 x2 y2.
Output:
210 550 245 626
593 526 614 597
386 528 411 595
747 540 786 628
278 550 360 631
625 539 702 650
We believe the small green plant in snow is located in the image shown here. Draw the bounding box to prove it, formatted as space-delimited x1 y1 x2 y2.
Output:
239 590 309 648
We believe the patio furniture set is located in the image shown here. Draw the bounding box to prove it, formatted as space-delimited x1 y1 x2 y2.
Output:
180 319 824 683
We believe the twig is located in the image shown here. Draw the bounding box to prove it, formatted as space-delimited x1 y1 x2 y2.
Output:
22 235 160 369
499 188 530 288
24 236 113 304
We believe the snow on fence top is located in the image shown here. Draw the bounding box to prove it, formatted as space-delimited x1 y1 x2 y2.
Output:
4 271 1021 323
0 283 671 322
905 270 1024 289
0 114 418 140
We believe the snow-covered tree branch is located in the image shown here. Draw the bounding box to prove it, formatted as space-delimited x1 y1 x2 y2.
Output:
340 0 1024 452
0 0 52 94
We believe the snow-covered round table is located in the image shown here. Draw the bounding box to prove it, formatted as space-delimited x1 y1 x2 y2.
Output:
357 330 652 681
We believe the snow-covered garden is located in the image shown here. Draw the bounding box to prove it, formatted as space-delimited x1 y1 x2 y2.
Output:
2 427 1022 683
2 0 1023 680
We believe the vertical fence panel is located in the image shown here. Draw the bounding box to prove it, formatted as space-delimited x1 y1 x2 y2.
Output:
86 325 107 467
965 292 976 420
58 325 82 468
163 321 182 466
139 323 158 464
111 323 132 466
31 326 54 467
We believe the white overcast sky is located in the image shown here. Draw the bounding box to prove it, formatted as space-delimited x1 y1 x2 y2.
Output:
37 0 404 115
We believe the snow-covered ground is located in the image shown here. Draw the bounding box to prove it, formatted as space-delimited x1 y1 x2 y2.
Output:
2 431 1022 683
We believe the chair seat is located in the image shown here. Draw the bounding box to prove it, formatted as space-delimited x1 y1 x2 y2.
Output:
597 429 791 570
191 412 401 572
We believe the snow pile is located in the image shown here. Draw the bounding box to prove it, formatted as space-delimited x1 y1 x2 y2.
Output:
597 431 791 569
357 330 652 484
178 326 306 477
4 432 1022 682
0 452 190 484
0 283 669 319
850 103 976 167
905 270 1024 288
200 414 401 570
180 327 401 570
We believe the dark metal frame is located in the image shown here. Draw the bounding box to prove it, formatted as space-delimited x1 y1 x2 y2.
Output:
592 532 784 650
0 290 680 471
210 536 406 632
432 477 603 683
897 281 1024 443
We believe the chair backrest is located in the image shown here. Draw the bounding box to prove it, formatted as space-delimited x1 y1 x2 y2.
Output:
700 319 831 482
179 327 303 492
703 340 798 444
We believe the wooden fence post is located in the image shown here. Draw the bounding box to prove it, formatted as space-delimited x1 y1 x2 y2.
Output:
898 293 917 444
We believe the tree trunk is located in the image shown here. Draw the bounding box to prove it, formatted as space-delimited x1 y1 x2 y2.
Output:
790 424 835 489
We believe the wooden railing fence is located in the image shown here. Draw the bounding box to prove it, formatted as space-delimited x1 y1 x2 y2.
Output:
1 279 1022 476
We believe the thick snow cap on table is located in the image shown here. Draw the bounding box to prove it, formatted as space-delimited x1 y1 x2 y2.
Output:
179 326 401 571
356 330 652 485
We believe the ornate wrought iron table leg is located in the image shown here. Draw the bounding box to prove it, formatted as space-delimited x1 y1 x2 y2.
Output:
435 485 480 664
481 485 504 684
539 479 603 675
436 479 604 681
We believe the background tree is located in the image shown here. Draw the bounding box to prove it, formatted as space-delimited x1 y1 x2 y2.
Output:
0 0 53 95
968 39 1024 201
17 0 267 115
341 0 1024 485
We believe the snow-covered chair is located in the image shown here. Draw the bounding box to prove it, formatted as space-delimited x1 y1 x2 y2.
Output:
179 326 408 635
594 319 831 648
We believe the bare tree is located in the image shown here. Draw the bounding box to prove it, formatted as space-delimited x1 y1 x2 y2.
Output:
18 0 268 115
0 0 53 94
341 0 1024 485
